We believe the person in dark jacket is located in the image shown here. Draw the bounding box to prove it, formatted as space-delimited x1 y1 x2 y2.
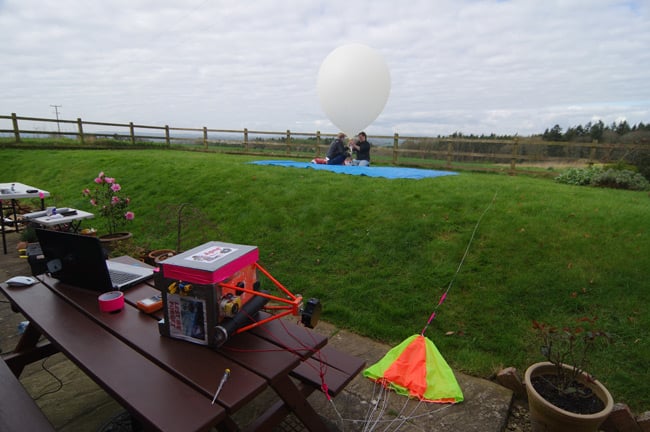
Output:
326 132 348 165
350 131 371 166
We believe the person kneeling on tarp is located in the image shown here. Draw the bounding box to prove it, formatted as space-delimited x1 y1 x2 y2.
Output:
326 132 348 165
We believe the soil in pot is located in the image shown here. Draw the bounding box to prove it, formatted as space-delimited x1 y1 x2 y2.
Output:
531 374 605 414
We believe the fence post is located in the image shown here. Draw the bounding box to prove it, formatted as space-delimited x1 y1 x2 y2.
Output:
392 133 399 164
129 122 135 146
165 125 170 147
510 137 519 173
11 113 20 143
203 127 208 150
446 140 453 168
590 139 597 162
244 128 249 151
316 131 321 156
286 129 291 154
77 118 85 145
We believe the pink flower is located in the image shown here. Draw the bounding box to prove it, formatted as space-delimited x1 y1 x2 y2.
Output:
39 191 44 199
83 171 133 234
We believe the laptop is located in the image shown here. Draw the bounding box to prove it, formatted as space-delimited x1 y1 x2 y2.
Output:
35 228 154 292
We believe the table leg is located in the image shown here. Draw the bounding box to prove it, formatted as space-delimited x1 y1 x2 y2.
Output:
3 322 59 376
215 416 240 432
1 200 6 254
269 374 328 432
70 220 82 233
10 199 21 234
14 321 41 352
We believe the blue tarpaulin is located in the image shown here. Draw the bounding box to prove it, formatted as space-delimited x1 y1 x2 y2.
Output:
249 161 458 180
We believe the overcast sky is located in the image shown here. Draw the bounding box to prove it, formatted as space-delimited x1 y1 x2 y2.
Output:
2 0 649 137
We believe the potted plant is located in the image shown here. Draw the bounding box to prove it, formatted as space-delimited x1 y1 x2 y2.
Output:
82 171 135 250
525 317 614 432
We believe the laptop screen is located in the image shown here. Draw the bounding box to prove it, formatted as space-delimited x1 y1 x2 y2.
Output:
35 228 116 292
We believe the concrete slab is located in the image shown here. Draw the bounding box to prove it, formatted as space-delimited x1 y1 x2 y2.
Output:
304 321 513 432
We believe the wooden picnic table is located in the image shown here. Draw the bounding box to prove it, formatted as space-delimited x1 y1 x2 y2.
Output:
0 258 365 431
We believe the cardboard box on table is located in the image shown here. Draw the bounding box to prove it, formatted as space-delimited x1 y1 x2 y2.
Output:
156 241 259 347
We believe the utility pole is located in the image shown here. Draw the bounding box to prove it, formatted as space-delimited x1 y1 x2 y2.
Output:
50 104 62 133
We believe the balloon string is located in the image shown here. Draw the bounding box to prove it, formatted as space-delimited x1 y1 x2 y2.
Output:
424 311 436 327
421 191 497 336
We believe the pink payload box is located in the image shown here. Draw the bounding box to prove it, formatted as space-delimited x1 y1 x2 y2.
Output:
160 241 259 285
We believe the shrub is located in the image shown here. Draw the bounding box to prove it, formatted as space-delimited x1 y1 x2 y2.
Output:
592 169 650 191
82 171 135 234
556 166 650 191
555 166 603 186
630 151 650 181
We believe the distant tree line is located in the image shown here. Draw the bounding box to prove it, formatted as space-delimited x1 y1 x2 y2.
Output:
429 120 650 143
541 120 650 143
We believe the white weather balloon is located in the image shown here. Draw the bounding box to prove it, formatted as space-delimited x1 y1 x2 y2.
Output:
317 43 391 136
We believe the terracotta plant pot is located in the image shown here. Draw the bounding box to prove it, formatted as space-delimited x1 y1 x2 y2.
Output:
524 361 614 432
99 232 133 254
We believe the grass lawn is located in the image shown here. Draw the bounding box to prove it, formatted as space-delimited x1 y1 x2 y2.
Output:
2 148 649 412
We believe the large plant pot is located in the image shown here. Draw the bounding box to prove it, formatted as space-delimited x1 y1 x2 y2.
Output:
99 232 133 255
525 361 614 432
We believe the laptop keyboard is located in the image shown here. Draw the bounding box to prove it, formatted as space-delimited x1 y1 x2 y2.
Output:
108 269 140 285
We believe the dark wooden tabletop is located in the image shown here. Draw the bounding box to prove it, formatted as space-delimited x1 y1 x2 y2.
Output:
1 267 333 432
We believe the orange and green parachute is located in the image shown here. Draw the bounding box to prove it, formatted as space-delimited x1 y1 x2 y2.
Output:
364 194 496 404
363 334 464 403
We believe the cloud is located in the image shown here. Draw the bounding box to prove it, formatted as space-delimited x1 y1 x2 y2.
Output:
1 0 649 137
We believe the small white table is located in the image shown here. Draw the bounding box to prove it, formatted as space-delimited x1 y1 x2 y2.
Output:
0 182 50 254
24 209 94 233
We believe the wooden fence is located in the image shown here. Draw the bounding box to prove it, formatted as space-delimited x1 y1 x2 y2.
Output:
2 113 648 175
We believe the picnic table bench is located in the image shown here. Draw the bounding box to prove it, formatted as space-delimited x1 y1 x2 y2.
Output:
0 356 56 431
